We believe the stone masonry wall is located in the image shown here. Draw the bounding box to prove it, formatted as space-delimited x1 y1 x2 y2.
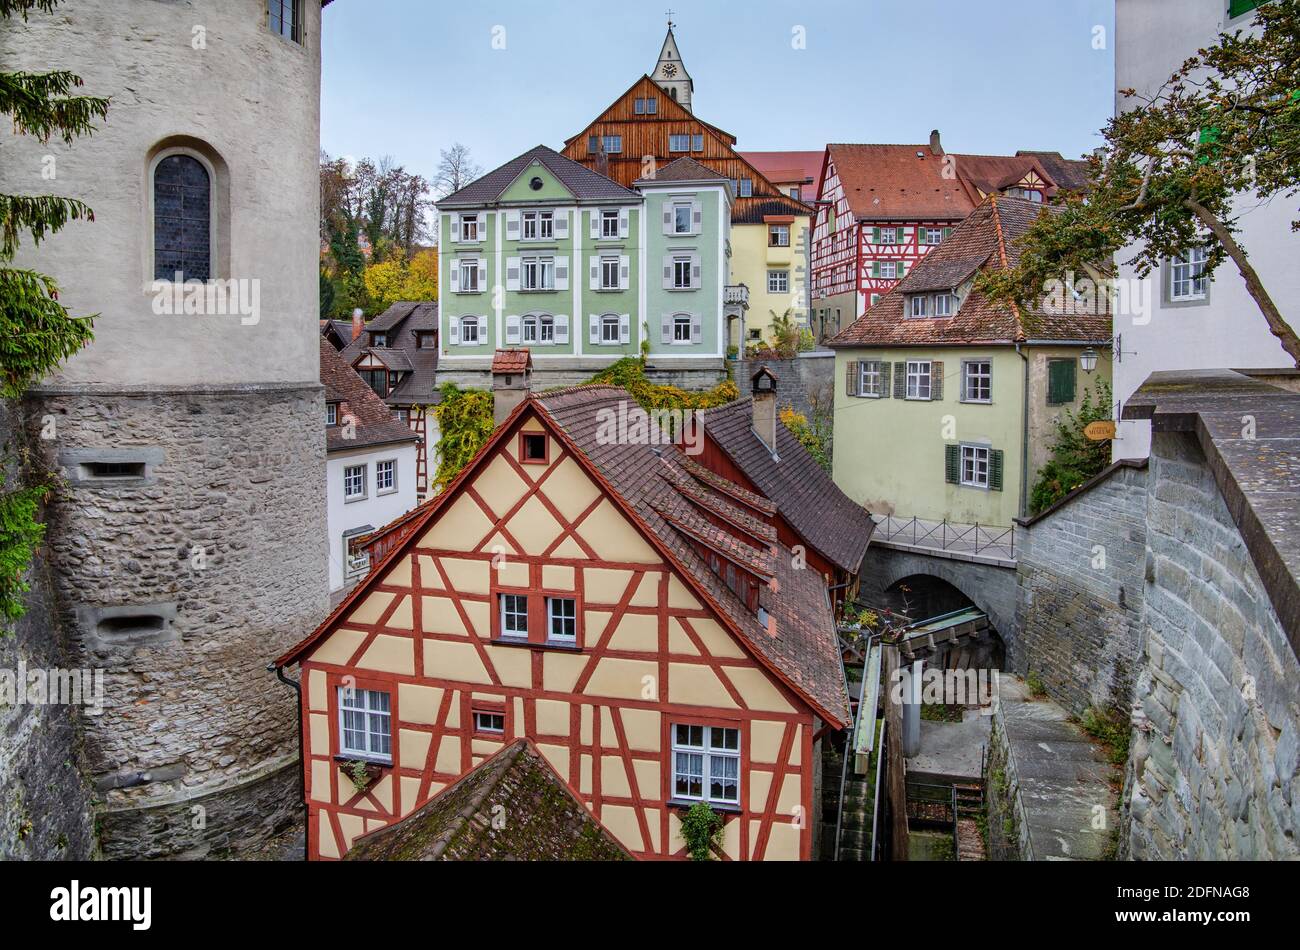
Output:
1129 431 1300 860
736 352 835 434
1013 464 1148 718
24 384 327 858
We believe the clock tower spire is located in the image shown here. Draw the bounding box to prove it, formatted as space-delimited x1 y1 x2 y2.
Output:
653 15 693 112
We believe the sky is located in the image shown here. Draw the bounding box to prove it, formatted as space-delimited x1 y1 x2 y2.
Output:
321 0 1115 187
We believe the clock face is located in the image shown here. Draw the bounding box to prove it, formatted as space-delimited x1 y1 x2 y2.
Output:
662 63 677 77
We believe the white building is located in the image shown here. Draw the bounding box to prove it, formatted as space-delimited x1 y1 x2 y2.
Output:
1113 0 1297 459
321 340 419 594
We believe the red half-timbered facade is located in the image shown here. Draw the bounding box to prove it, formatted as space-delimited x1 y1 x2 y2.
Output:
275 383 849 861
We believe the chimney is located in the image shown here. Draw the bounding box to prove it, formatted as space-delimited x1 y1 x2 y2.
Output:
491 348 532 426
751 367 779 455
351 307 364 341
929 129 943 156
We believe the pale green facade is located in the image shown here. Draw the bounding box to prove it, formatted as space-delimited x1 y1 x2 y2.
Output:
832 344 1111 525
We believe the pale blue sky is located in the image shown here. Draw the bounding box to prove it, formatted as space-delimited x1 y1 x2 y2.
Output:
321 0 1115 185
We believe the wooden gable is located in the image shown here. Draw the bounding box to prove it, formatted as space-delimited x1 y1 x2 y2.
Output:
289 399 819 861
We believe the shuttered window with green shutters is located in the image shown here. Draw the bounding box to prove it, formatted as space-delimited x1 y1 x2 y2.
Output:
945 444 960 484
1228 0 1262 19
1047 358 1076 405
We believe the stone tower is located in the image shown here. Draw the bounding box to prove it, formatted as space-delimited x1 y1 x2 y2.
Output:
0 0 331 857
653 22 693 112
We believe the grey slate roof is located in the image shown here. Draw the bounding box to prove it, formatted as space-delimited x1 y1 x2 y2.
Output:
437 145 640 207
340 301 441 408
637 156 731 184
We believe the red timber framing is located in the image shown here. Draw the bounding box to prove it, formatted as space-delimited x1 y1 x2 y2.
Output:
277 397 837 861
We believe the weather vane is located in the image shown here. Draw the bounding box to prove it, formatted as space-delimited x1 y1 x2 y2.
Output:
666 9 675 29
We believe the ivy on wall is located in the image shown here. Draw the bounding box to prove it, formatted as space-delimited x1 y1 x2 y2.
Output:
586 357 739 411
429 383 494 492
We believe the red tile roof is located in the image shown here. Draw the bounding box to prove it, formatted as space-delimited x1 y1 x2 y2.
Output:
320 338 418 453
739 150 825 191
826 195 1113 348
491 348 532 374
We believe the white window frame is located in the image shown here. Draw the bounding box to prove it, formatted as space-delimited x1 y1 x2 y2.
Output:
673 203 692 235
600 256 620 290
737 178 753 197
521 256 554 291
960 444 991 489
547 596 577 643
460 315 480 345
672 314 692 343
539 315 554 344
473 710 505 734
878 228 896 245
769 224 790 247
600 314 621 344
343 463 367 501
375 458 397 495
926 227 943 245
1170 248 1209 301
934 293 956 317
460 213 479 242
858 360 882 398
500 592 528 639
669 134 690 153
326 402 338 426
963 360 992 403
906 360 932 400
673 256 692 290
671 723 740 806
601 209 620 239
768 270 789 294
879 261 897 279
602 135 622 154
458 258 480 293
338 687 391 762
909 295 928 318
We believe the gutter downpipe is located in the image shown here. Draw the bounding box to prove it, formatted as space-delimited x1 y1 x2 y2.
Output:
271 662 308 862
1015 342 1030 519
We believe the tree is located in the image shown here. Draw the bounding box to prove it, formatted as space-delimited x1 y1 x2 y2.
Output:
1029 380 1114 515
0 0 104 624
978 0 1300 364
434 143 482 198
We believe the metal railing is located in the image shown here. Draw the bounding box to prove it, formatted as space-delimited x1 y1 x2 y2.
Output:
871 514 1015 559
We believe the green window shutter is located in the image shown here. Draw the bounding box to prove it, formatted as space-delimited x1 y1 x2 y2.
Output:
881 361 892 398
989 449 1004 491
893 362 907 399
1047 358 1076 404
1228 0 1260 18
872 227 881 243
931 360 943 400
945 444 960 484
872 261 881 278
898 262 907 278
942 227 953 240
845 361 859 397
895 226 905 243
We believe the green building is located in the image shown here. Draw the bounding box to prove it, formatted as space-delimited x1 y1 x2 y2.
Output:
827 195 1112 527
437 147 729 387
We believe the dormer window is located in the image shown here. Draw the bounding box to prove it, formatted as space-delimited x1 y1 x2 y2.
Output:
415 332 436 349
909 295 928 318
934 293 956 316
370 332 387 347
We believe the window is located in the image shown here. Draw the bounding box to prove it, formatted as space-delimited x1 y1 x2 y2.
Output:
769 225 790 247
344 464 366 500
601 256 620 290
692 134 704 152
878 228 896 245
460 213 479 242
415 332 436 349
539 315 554 343
673 257 693 289
961 445 991 488
360 368 387 397
669 134 690 153
906 361 932 400
474 710 505 734
858 360 883 397
395 409 410 423
601 209 620 238
1047 358 1077 405
1170 248 1208 301
909 296 928 318
878 261 897 279
963 360 991 402
602 135 622 153
789 186 801 200
870 293 881 307
458 258 480 292
934 293 956 317
521 210 553 240
737 178 753 197
521 257 554 291
500 593 529 638
153 153 211 282
768 270 789 294
267 0 302 44
460 315 480 345
924 227 944 245
672 724 740 805
370 332 387 347
338 687 391 761
547 597 577 642
326 403 337 426
673 314 692 342
376 459 396 494
601 314 621 343
633 96 658 114
673 203 693 234
521 432 548 463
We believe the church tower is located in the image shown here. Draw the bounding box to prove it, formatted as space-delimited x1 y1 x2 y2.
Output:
0 0 331 858
652 19 694 112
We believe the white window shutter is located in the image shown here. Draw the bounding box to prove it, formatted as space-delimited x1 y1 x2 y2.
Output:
450 217 461 242
554 210 569 239
448 317 460 344
619 313 630 344
506 211 520 240
477 315 487 341
619 254 630 290
663 204 673 234
590 256 600 290
555 314 569 344
505 314 521 344
506 257 520 292
590 211 600 240
691 254 701 288
663 255 673 290
691 313 702 344
449 262 460 292
589 315 600 345
478 212 488 237
478 257 488 288
661 315 672 345
555 256 569 291
691 200 702 234
619 208 629 238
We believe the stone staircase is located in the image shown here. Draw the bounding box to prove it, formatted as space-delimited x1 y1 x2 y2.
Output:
954 782 986 861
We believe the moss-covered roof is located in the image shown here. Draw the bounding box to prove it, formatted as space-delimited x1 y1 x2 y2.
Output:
344 740 632 861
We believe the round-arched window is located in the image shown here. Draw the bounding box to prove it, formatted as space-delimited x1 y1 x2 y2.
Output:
153 153 211 282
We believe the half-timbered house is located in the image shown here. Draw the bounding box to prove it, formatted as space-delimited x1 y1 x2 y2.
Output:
274 374 850 861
